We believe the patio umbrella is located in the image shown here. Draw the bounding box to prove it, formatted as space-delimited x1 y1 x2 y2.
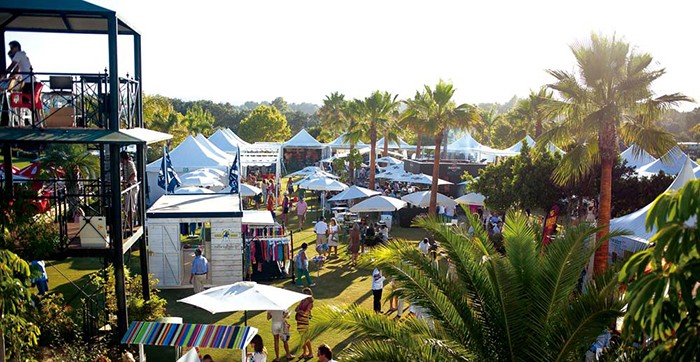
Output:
179 174 224 188
286 166 338 179
219 183 263 197
177 348 201 362
174 186 216 194
296 176 348 192
455 192 485 206
396 173 453 185
375 156 403 165
379 163 404 172
178 281 310 315
401 191 457 208
328 185 381 201
349 195 407 212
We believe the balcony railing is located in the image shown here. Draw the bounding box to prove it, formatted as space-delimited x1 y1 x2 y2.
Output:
0 71 141 130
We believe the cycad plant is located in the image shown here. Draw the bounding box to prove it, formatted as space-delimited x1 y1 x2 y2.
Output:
309 212 624 361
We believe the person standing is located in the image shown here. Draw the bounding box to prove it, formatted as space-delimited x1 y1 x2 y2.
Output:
371 268 386 313
267 193 275 219
267 310 294 361
438 204 446 222
418 238 430 256
281 193 290 227
3 41 36 94
445 204 455 223
295 288 315 359
316 344 337 362
247 334 268 362
189 248 208 293
297 198 308 231
120 151 138 229
327 218 339 257
348 222 361 266
314 216 328 256
295 243 314 287
30 260 48 295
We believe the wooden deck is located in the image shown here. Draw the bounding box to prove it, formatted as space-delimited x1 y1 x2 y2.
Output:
64 222 143 257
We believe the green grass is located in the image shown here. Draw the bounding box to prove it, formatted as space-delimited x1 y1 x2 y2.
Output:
44 205 429 361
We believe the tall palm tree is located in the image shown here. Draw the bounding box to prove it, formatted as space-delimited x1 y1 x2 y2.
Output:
309 212 624 361
342 99 367 184
477 106 502 146
511 87 556 138
381 109 401 157
423 80 480 215
401 90 434 159
318 92 347 141
42 144 100 217
363 91 399 190
543 34 691 274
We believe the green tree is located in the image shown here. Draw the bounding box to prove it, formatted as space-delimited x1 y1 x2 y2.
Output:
619 179 700 361
182 103 216 136
476 106 503 146
318 92 348 142
310 213 623 361
361 91 399 190
271 97 290 115
510 87 556 138
422 80 480 214
237 105 292 143
344 99 369 183
42 144 100 218
543 34 691 274
0 249 40 361
401 90 434 158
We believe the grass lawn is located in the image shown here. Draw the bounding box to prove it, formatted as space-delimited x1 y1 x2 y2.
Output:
45 205 430 361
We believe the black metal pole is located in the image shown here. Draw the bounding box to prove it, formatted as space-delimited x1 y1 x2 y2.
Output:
137 143 150 300
133 34 143 128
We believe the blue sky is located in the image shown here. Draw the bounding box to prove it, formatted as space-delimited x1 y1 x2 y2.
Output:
7 0 699 110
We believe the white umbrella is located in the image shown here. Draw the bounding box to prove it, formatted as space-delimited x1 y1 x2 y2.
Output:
376 156 403 165
296 176 348 191
177 349 201 362
219 183 263 197
174 186 216 194
396 173 453 185
455 192 485 206
328 185 381 201
375 170 403 180
178 281 310 314
286 166 338 179
379 163 404 172
349 196 407 212
402 191 457 208
179 174 225 188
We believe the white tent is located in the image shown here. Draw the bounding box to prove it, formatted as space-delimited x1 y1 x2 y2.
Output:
286 166 338 179
327 133 367 149
620 145 656 170
504 135 536 153
636 147 699 177
695 165 700 178
376 156 403 165
208 129 240 154
402 191 456 208
284 129 325 148
195 134 233 162
224 128 251 147
242 210 275 225
179 174 224 188
611 156 697 250
446 131 489 152
219 183 262 197
296 176 348 191
328 185 381 201
395 173 453 185
350 196 407 212
374 136 415 150
174 186 216 194
455 192 485 206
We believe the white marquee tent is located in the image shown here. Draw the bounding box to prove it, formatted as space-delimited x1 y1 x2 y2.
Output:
224 128 251 147
284 129 325 149
610 156 697 253
620 145 656 170
636 147 699 177
195 134 233 162
504 135 536 154
374 136 415 150
208 129 240 154
327 133 367 149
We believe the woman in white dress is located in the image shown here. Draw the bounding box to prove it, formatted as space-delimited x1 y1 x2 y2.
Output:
327 218 339 257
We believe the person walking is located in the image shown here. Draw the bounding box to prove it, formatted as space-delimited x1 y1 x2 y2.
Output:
247 334 268 362
189 248 208 293
314 216 328 256
281 193 290 227
327 218 339 257
348 222 361 266
371 268 386 313
267 310 294 362
296 198 308 231
30 260 48 295
295 243 315 287
295 288 314 359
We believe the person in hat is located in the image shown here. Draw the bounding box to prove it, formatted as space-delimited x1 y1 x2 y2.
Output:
371 268 386 313
189 248 208 293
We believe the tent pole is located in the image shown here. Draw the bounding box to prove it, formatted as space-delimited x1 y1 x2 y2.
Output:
244 310 247 326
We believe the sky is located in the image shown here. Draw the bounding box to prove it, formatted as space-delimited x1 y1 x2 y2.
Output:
7 0 700 110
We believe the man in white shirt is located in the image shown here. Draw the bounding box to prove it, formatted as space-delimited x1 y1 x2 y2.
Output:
446 204 455 222
371 268 386 313
3 41 36 93
314 216 328 254
419 238 430 255
438 205 446 222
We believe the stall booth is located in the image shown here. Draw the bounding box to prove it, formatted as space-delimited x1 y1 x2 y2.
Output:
242 210 294 282
147 194 243 288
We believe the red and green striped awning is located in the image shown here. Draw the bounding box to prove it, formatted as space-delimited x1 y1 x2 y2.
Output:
121 321 258 350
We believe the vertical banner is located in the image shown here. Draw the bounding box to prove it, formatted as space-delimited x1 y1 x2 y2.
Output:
541 204 560 246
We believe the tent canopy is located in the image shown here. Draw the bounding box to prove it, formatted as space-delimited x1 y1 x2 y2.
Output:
402 191 456 208
195 134 233 162
328 185 381 201
296 176 348 191
178 281 310 314
504 135 536 153
636 147 699 177
376 156 403 165
374 136 415 150
620 145 656 170
327 133 367 149
146 135 230 172
242 210 274 225
121 321 258 350
174 186 216 195
224 129 251 147
208 129 240 153
284 129 324 148
349 196 407 212
455 192 485 206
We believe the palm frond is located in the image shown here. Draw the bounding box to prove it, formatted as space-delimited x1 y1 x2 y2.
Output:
552 141 599 185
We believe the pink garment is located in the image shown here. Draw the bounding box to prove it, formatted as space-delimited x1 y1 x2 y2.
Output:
297 201 307 215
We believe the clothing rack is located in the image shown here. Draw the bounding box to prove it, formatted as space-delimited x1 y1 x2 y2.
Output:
241 223 294 281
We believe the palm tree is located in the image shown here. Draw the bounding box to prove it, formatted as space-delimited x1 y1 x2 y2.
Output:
511 87 556 138
401 90 434 159
422 80 480 215
42 144 100 217
318 92 347 141
477 106 502 146
309 212 624 361
543 34 691 274
363 91 399 190
381 109 401 157
342 99 368 184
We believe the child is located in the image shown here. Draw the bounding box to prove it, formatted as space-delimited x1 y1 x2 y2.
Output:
371 268 386 313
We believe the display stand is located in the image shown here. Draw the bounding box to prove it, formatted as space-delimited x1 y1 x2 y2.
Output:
242 223 294 281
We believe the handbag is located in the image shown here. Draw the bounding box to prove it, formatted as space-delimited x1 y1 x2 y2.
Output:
281 321 291 341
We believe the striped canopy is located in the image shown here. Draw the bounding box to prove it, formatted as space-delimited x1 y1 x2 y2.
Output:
121 321 258 350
